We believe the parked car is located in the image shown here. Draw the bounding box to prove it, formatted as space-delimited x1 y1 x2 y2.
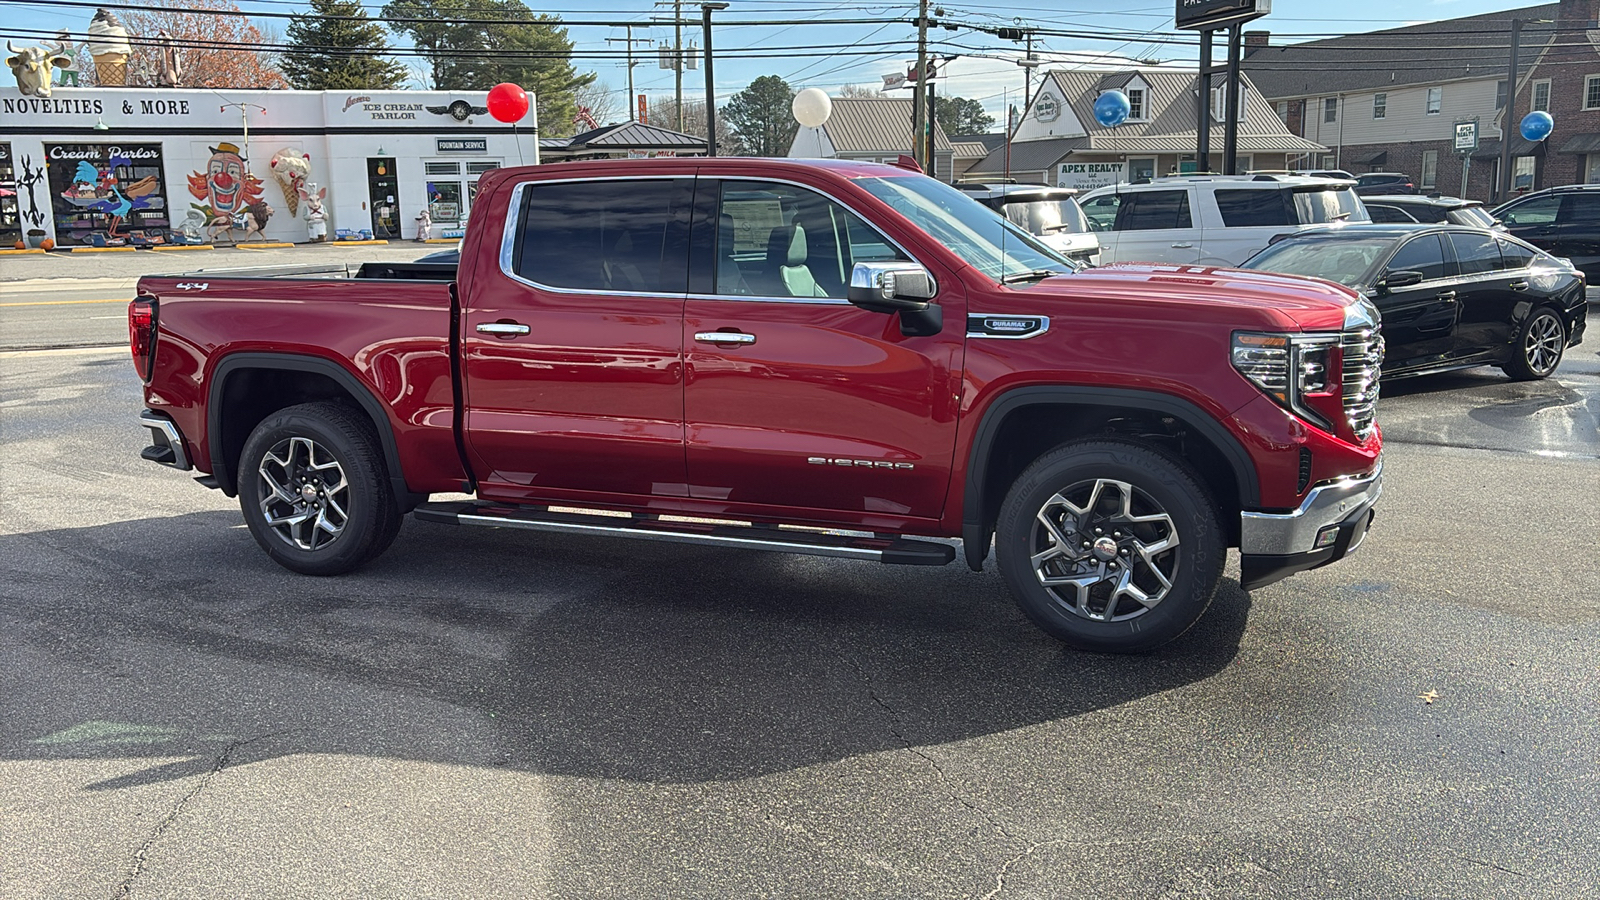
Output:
130 158 1384 653
1492 183 1600 281
1241 224 1586 380
1354 172 1417 196
1363 195 1499 229
1078 174 1369 266
414 243 460 266
959 184 1100 265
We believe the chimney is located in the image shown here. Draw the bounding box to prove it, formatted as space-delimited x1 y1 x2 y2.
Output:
1244 31 1269 56
1557 0 1600 27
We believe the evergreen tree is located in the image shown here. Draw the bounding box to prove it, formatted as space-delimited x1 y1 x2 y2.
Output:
282 0 407 91
382 0 594 131
724 75 798 157
934 96 996 136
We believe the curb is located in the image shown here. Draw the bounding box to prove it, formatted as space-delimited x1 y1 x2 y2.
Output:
333 239 390 245
0 248 46 256
234 242 296 250
70 246 138 253
423 238 458 244
151 244 215 251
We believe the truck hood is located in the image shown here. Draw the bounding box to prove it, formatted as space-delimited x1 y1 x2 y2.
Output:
1034 263 1364 332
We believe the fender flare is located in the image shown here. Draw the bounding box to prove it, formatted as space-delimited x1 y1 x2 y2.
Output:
960 385 1261 571
208 352 413 503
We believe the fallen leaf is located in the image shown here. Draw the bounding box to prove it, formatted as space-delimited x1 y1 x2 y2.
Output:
1418 690 1439 704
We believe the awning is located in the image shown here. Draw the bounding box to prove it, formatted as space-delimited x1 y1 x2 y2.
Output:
1471 137 1546 159
1349 149 1387 165
1557 132 1600 155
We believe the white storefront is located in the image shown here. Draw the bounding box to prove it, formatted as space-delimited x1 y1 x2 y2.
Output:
1 87 538 247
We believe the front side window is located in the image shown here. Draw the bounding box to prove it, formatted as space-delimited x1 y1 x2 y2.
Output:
1373 93 1387 119
856 174 1073 281
1447 231 1506 276
1426 86 1442 115
1386 234 1448 281
512 178 693 293
1324 97 1338 123
1082 193 1121 230
1501 195 1560 226
1421 150 1439 189
1117 190 1192 230
1215 189 1291 227
711 180 907 299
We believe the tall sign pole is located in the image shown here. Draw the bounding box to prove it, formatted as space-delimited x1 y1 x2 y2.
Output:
1497 18 1524 203
1177 0 1270 176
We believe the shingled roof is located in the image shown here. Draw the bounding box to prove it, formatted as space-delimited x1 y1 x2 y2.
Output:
1243 4 1558 99
819 97 953 153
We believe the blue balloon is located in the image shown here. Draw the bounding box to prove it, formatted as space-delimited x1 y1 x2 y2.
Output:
1521 110 1554 142
1093 90 1131 127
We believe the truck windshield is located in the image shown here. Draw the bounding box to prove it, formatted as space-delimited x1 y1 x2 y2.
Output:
1001 197 1090 236
857 176 1076 281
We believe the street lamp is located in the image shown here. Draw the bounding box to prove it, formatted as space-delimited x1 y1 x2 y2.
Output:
701 1 729 156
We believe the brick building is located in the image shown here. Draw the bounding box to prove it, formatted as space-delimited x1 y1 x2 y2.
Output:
1243 1 1600 203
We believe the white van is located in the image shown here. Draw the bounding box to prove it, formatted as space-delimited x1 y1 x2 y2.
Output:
959 184 1101 266
1077 174 1369 267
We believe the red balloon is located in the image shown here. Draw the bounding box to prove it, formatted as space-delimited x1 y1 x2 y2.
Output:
486 83 530 124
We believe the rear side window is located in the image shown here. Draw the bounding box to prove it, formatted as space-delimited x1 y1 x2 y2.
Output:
1447 232 1507 276
512 178 694 293
1116 190 1191 230
1215 190 1292 227
1497 236 1536 269
1561 192 1600 223
1365 204 1416 223
1291 186 1366 224
1386 234 1449 281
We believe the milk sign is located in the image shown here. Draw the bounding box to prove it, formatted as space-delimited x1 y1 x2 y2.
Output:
1058 160 1126 190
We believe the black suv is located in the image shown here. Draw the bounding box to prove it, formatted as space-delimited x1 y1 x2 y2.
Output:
1354 172 1417 196
1493 184 1600 280
1364 195 1498 228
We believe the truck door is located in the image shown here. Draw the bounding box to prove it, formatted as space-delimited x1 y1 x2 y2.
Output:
681 179 964 522
460 176 694 502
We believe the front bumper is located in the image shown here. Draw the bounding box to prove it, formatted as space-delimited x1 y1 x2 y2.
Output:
1238 459 1383 591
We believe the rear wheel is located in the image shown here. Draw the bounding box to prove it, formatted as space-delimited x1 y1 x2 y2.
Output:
994 440 1225 653
1502 308 1566 380
238 402 400 575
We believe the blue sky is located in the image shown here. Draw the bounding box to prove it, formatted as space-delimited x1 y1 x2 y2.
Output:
3 0 1543 124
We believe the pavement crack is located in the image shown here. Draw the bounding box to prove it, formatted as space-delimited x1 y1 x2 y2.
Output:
1452 854 1528 878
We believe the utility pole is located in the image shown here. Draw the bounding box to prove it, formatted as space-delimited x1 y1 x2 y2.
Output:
702 2 727 156
1024 32 1034 104
912 0 929 171
605 25 650 106
1223 24 1242 175
1198 28 1212 173
675 0 684 131
1498 18 1524 203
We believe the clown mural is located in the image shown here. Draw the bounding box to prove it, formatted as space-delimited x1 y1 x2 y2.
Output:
187 141 264 225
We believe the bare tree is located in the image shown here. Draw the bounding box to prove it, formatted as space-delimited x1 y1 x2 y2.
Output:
646 98 743 154
837 83 885 98
572 80 623 128
109 0 289 89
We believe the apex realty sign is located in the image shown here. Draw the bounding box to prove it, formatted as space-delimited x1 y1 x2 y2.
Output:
1176 0 1270 31
1059 160 1126 190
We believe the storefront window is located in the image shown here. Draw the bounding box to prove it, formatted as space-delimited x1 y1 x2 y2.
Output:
0 143 20 247
427 180 463 223
45 143 171 246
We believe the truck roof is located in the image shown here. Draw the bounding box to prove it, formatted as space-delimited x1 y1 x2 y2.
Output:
486 156 921 181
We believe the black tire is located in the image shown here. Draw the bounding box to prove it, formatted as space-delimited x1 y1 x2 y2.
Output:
1502 307 1566 381
237 401 401 575
994 439 1225 653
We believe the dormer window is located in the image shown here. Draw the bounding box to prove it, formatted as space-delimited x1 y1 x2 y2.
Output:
1126 87 1146 121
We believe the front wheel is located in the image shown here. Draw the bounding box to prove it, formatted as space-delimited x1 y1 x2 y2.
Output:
237 401 401 575
1502 308 1566 380
994 440 1225 653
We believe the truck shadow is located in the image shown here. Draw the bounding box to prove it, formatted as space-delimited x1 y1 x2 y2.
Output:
0 511 1249 786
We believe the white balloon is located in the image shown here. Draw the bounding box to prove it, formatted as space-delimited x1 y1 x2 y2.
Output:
792 88 833 129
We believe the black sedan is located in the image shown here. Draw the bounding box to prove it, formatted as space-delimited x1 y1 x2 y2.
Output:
1241 224 1587 381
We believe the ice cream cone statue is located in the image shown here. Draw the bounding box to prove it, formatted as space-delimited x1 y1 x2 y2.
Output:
86 9 131 87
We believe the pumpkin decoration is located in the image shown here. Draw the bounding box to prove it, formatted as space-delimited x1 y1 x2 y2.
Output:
12 240 22 250
41 238 55 251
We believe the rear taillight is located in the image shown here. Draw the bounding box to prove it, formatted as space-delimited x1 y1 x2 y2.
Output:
129 297 157 381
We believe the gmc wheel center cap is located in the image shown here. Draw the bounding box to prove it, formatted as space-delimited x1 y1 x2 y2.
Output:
1092 536 1119 561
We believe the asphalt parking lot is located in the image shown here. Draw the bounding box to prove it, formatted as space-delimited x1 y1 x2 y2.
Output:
0 258 1596 898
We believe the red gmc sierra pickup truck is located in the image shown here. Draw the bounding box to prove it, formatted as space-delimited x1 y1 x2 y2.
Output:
131 158 1383 652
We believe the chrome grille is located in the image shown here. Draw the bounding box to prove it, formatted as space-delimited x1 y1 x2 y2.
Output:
1340 326 1383 441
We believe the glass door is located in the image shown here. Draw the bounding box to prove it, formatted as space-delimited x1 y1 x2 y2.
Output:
366 157 399 239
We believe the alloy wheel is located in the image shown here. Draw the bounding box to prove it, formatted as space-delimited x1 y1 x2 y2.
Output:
1029 478 1181 622
1524 313 1565 376
257 436 350 551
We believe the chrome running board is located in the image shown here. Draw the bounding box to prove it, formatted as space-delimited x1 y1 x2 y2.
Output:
412 501 956 566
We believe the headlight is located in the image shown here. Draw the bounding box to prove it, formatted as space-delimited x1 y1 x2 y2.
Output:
1232 332 1344 432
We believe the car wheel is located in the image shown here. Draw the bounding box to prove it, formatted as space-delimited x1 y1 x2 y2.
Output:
1502 308 1566 380
237 401 401 575
994 440 1225 653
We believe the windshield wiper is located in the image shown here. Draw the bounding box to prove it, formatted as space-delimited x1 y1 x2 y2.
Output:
1040 223 1078 234
1000 268 1069 284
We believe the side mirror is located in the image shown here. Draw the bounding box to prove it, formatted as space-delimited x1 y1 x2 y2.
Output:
1380 269 1424 291
848 262 935 313
848 261 941 337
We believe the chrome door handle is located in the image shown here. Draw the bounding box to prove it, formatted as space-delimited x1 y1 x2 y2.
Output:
1170 242 1193 249
477 322 531 336
695 331 756 345
1436 291 1457 302
1508 281 1529 291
